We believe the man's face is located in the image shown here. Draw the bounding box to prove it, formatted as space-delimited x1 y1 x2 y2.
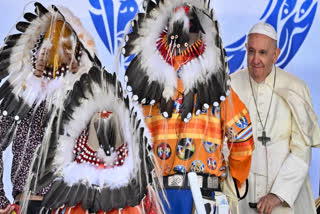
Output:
246 33 280 83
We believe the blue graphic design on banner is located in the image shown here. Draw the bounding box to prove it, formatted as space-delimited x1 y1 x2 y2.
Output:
89 0 138 67
225 35 247 75
225 0 318 73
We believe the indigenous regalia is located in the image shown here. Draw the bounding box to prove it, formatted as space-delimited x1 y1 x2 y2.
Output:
34 68 163 214
0 2 95 212
122 0 254 213
0 2 163 214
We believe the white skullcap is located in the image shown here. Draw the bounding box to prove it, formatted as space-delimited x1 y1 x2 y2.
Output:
248 22 277 41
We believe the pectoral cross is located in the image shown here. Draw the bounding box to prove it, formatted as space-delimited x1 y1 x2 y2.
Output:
258 131 270 146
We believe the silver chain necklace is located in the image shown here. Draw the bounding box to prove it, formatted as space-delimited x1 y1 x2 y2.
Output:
248 66 277 146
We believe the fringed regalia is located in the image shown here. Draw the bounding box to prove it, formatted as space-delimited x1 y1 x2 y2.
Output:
122 0 254 213
0 2 96 211
33 67 163 214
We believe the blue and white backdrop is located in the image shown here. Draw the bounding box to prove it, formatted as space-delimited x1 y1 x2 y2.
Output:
1 0 319 202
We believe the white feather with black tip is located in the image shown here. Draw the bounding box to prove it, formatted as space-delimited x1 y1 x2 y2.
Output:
124 0 226 102
36 69 164 212
54 93 144 188
3 4 96 111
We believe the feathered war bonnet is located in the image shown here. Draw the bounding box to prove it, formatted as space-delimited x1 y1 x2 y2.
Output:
122 0 231 122
30 66 162 213
0 2 96 140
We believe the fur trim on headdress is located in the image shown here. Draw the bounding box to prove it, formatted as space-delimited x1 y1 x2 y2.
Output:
122 0 231 122
32 67 163 213
0 2 97 121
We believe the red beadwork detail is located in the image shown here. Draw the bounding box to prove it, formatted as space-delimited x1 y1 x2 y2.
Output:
157 31 206 68
98 111 112 118
174 6 190 14
113 143 129 167
73 129 129 168
143 189 159 214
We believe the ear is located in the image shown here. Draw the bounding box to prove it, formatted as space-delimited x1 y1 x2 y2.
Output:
273 47 280 64
245 43 248 50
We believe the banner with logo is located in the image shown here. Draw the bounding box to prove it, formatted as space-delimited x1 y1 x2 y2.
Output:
0 0 319 201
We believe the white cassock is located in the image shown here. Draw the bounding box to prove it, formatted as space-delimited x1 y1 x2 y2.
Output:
230 66 320 214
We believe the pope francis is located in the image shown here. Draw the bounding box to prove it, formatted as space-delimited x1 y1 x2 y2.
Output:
231 22 320 214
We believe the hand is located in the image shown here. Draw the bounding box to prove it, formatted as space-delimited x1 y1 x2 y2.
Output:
257 193 282 214
0 205 15 214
